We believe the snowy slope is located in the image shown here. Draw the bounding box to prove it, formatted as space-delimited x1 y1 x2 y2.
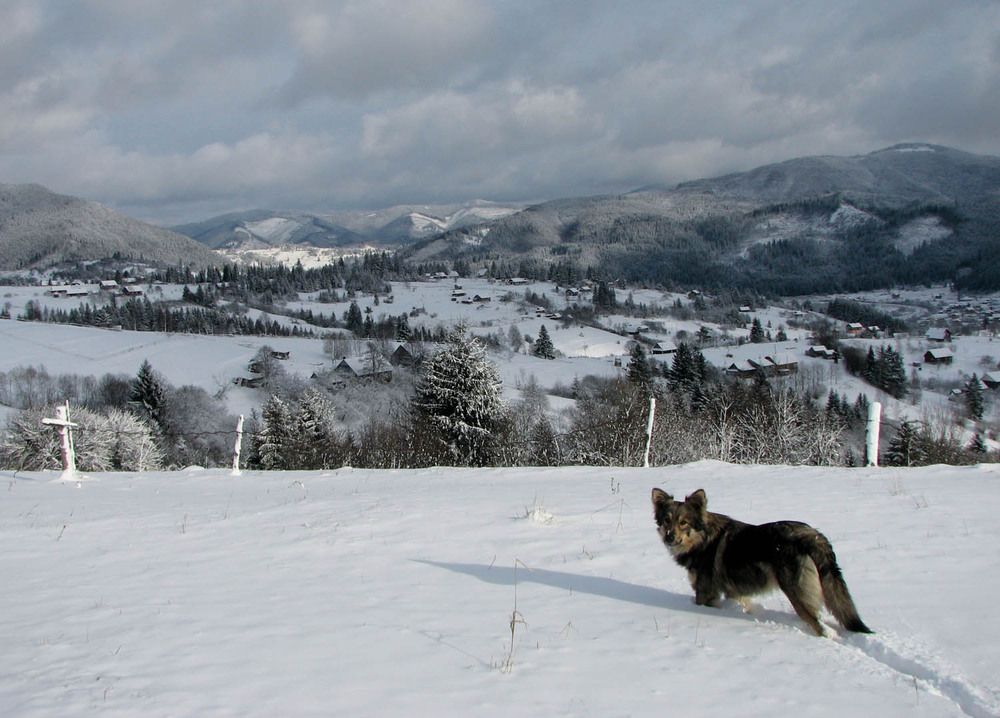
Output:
1 462 997 717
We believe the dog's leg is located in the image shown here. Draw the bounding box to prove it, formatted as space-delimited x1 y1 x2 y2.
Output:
736 597 754 614
778 559 826 636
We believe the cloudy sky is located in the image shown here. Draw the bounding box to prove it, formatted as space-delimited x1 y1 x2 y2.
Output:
2 0 998 225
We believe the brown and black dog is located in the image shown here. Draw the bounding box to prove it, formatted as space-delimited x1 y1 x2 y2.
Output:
652 488 872 636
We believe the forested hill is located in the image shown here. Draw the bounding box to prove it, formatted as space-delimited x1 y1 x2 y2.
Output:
0 183 222 271
404 144 1000 293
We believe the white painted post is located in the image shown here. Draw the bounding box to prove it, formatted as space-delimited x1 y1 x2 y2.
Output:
41 402 79 480
643 396 656 468
231 414 244 476
866 401 882 467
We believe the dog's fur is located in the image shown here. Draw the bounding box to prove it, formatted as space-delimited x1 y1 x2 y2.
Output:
651 488 872 636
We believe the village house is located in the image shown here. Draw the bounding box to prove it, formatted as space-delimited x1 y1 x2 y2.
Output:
388 343 417 367
650 342 677 355
725 354 799 379
805 345 838 360
232 376 265 388
765 353 799 376
982 372 1000 390
846 322 865 336
334 357 393 383
923 348 955 365
926 327 952 342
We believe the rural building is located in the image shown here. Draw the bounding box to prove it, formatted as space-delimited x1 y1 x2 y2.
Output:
923 348 955 365
334 357 393 382
650 342 677 355
926 328 952 342
232 376 264 388
388 343 417 367
806 345 838 360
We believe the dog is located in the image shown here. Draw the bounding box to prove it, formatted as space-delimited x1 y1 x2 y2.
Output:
651 488 872 636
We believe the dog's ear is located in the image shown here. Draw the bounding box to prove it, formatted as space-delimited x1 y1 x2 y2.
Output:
651 488 674 508
685 489 707 514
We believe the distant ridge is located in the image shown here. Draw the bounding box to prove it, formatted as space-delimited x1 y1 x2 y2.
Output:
171 201 524 250
0 184 222 271
402 144 1000 292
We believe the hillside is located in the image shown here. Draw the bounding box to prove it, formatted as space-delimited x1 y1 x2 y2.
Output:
406 144 1000 293
0 184 222 271
1 463 997 716
171 201 523 250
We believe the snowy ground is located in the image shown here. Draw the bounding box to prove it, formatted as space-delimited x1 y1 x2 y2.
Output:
1 462 998 717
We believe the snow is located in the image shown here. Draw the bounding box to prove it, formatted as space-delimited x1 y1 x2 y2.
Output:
1 461 998 717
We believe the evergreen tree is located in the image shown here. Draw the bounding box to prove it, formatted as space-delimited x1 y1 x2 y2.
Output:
749 317 766 343
884 420 920 467
879 346 908 398
862 347 879 387
396 314 411 341
626 343 652 388
257 395 293 470
668 342 705 399
345 301 363 335
533 325 556 359
593 281 617 311
965 374 985 421
411 327 508 466
131 359 166 427
968 431 987 454
292 388 339 469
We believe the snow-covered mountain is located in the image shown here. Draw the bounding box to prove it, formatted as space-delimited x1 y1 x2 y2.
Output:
404 144 1000 292
171 200 523 250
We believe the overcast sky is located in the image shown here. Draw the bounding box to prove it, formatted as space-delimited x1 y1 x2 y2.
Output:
2 0 998 225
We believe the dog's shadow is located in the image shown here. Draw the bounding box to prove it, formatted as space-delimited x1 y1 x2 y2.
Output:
414 559 817 633
415 559 698 614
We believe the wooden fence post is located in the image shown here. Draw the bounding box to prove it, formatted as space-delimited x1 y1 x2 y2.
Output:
42 402 79 480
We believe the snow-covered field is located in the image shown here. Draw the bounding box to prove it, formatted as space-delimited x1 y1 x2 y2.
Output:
1 462 998 717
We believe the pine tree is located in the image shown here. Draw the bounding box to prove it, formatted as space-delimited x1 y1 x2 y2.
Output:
257 395 293 470
345 301 363 335
667 343 707 407
533 325 556 359
879 346 908 398
965 374 985 421
862 347 879 387
626 343 651 388
131 359 166 427
396 314 411 341
749 317 765 343
968 431 987 454
411 327 508 466
884 420 921 467
292 388 336 469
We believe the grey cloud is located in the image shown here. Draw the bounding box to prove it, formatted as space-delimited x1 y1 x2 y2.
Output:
0 0 998 224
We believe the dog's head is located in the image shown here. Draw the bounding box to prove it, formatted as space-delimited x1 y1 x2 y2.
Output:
651 487 709 556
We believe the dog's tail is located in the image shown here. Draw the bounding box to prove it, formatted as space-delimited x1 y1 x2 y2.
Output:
809 533 873 634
